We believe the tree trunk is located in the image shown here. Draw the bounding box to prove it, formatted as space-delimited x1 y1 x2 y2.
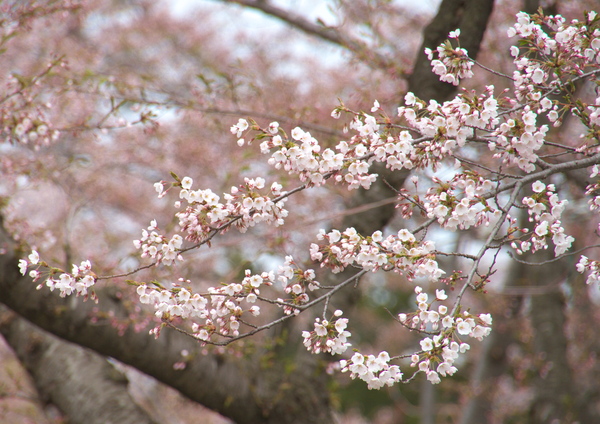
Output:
527 253 574 424
409 0 495 102
460 262 524 424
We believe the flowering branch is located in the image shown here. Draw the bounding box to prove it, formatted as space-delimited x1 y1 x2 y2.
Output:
16 9 600 391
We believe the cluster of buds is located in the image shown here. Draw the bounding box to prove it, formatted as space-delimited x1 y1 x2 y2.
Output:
6 113 58 146
1 54 65 147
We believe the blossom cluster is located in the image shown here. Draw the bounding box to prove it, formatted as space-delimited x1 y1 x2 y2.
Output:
266 122 378 190
7 112 59 146
506 11 600 150
302 310 351 355
335 285 491 388
339 351 403 390
136 257 321 341
411 339 470 384
397 286 492 384
137 269 270 340
310 227 444 281
168 175 289 244
133 220 184 265
142 175 289 268
394 85 498 166
275 255 320 315
585 172 600 212
399 286 492 339
508 11 600 81
422 174 500 231
576 256 600 286
398 286 452 331
424 29 474 86
490 106 551 173
1 53 64 147
19 250 96 298
512 181 573 256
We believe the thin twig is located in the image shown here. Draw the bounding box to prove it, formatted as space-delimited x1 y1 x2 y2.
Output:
507 244 600 266
179 269 368 346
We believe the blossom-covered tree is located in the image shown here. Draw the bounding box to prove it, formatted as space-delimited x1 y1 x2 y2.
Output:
1 0 600 423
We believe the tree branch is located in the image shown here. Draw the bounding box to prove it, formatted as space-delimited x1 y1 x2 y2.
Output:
218 0 397 72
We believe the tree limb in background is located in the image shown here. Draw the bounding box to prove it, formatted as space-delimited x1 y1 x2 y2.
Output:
218 0 397 72
0 307 159 424
0 219 333 424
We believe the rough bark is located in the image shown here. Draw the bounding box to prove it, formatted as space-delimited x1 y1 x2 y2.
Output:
0 308 158 424
0 336 53 424
568 271 600 423
460 261 525 424
0 221 332 424
527 252 574 424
